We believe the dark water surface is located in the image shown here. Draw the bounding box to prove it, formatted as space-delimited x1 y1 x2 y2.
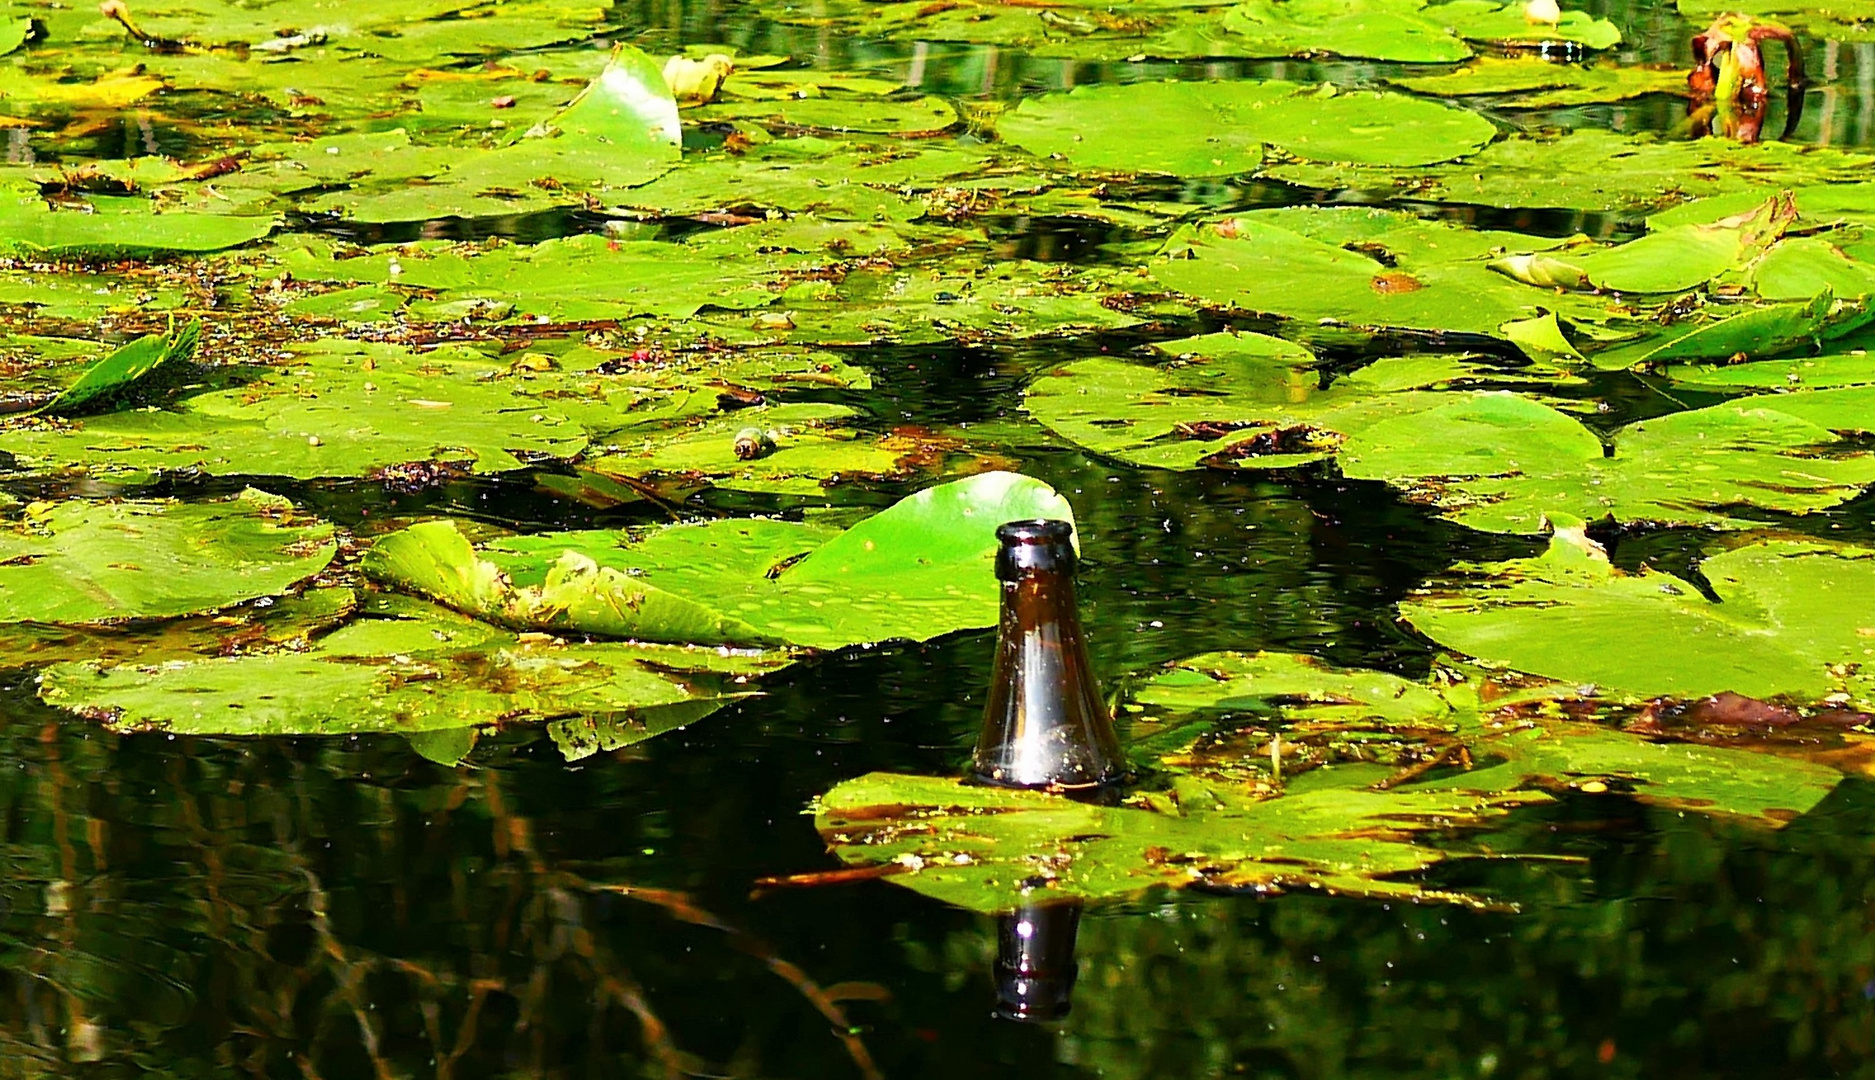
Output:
9 0 1875 1077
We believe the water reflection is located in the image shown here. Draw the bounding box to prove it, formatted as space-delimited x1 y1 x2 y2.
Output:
993 901 1083 1023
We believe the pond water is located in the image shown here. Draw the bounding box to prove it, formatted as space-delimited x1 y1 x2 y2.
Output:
6 0 1875 1075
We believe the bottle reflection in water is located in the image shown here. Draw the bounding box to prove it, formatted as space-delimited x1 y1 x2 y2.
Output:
971 519 1125 792
993 900 1083 1023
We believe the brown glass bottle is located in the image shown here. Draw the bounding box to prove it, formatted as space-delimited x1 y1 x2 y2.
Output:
971 519 1125 791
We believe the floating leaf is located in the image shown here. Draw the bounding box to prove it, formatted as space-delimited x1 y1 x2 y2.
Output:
365 472 1075 650
999 81 1498 177
1338 391 1875 534
1404 524 1875 705
1152 209 1598 336
1267 129 1875 215
39 322 201 418
1391 56 1687 107
1218 0 1620 60
37 597 783 744
816 645 1836 913
0 490 334 624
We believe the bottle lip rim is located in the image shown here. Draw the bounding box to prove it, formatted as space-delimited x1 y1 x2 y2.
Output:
996 518 1074 545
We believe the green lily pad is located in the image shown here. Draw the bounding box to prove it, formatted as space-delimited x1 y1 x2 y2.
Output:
692 96 957 135
1266 129 1875 215
1151 209 1595 337
1589 291 1869 369
1664 351 1875 391
1676 0 1875 41
0 587 359 671
815 770 1546 912
0 341 604 481
584 403 911 496
1025 338 1571 471
1218 0 1620 60
36 597 785 747
1134 652 1840 825
815 645 1837 913
275 233 800 320
364 471 1075 649
1390 57 1687 107
998 81 1498 177
1338 391 1875 534
0 190 276 256
1489 194 1794 295
1404 523 1875 706
0 490 335 624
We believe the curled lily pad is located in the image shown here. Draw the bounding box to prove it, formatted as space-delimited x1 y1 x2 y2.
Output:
0 490 334 624
1489 194 1795 295
39 321 201 417
1589 291 1870 369
1403 523 1875 706
364 471 1075 650
998 81 1498 177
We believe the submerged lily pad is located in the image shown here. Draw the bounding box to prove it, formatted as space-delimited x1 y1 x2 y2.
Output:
364 471 1074 649
0 490 335 624
998 81 1498 176
1404 523 1875 706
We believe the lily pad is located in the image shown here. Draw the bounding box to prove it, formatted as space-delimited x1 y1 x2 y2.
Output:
1151 209 1595 337
998 81 1498 177
1266 129 1875 215
1390 57 1687 107
1404 523 1875 706
39 321 201 417
814 646 1836 913
1218 0 1621 60
36 597 784 749
364 471 1075 649
1338 391 1875 534
0 341 603 481
0 490 335 624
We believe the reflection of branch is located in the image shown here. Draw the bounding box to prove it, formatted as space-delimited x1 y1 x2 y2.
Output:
598 885 887 1080
299 864 395 1080
484 773 687 1076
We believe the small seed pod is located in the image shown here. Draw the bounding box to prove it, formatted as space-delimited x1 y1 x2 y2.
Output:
733 427 776 461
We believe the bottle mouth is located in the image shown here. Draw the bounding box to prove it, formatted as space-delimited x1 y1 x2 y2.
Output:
994 518 1076 581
